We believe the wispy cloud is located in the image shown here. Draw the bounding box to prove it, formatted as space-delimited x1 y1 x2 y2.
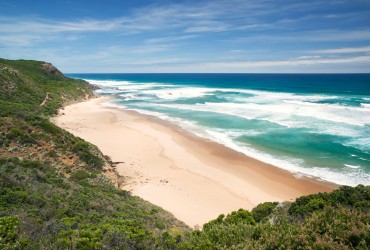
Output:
184 25 228 33
0 33 46 46
146 35 198 44
296 55 321 59
229 50 247 53
312 46 370 54
0 17 122 33
130 44 173 54
129 57 189 65
0 17 121 47
231 29 370 44
202 55 370 69
307 30 370 42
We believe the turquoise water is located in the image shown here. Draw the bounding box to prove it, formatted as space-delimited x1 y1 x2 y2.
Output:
68 73 370 186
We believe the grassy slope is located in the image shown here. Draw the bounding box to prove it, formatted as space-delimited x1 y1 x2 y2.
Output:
0 58 369 249
0 59 90 118
0 59 188 249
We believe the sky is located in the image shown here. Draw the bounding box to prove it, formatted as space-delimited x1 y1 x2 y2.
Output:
1 0 370 73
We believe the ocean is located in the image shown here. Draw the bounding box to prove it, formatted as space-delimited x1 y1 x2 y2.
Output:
68 73 370 186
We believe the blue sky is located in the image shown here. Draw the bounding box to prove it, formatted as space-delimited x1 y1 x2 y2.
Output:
1 0 370 73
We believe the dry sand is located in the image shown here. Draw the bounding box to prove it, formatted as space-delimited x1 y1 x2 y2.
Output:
54 97 337 227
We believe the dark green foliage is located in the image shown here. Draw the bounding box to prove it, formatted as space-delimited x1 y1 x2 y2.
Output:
0 157 188 249
0 216 20 249
176 209 257 249
203 209 255 232
252 206 370 249
37 118 61 134
302 206 370 248
72 141 104 170
46 149 57 158
69 169 95 182
222 209 256 226
289 184 370 219
252 201 279 223
175 186 369 249
5 127 37 145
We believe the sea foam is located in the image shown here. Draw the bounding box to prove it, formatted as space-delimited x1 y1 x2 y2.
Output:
88 77 370 186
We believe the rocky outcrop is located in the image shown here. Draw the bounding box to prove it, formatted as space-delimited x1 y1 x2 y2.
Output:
0 66 21 91
42 63 65 80
1 66 18 76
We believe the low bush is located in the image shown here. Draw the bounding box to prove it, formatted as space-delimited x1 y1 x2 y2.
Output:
252 201 279 223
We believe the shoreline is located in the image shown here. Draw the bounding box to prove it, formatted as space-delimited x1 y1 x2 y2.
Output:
54 96 338 227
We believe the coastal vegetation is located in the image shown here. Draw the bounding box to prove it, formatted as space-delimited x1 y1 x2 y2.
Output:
175 185 369 249
1 58 369 249
0 59 188 249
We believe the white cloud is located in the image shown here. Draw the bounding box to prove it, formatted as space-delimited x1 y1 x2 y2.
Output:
230 50 246 53
130 44 173 54
0 17 125 47
0 17 123 33
184 26 227 33
312 46 370 54
129 57 188 65
298 30 370 42
146 35 198 44
296 55 321 59
202 55 370 69
0 33 45 46
232 29 370 44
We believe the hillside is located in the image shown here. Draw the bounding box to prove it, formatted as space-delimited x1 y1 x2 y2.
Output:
0 58 369 249
0 59 189 249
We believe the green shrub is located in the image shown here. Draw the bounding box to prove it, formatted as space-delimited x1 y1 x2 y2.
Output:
252 201 279 222
46 149 58 158
0 156 188 249
223 208 256 225
70 170 93 182
38 119 61 134
0 216 20 249
6 127 36 144
20 159 43 169
203 208 255 232
289 185 370 219
72 141 104 170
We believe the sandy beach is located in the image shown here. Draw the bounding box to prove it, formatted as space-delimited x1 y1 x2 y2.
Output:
54 97 337 227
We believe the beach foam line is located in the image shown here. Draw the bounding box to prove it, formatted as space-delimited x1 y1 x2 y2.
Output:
107 104 370 187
